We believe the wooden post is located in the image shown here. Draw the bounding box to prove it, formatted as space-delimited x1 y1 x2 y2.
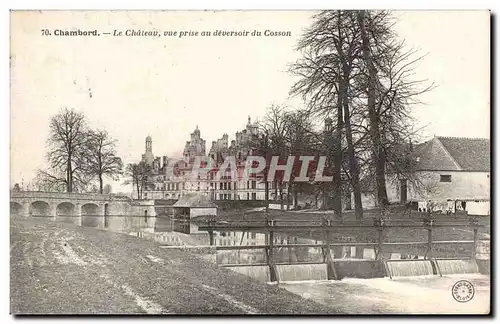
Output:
375 218 384 260
269 229 274 264
264 216 269 264
324 219 337 280
268 225 278 282
208 217 215 246
425 217 433 260
377 228 383 260
209 230 214 246
472 218 478 259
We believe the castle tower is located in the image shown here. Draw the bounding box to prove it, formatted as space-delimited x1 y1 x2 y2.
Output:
146 135 152 152
143 135 154 165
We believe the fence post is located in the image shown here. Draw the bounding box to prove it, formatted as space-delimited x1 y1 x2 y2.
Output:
471 217 478 260
323 219 337 280
424 216 433 259
264 215 269 264
375 218 384 260
268 221 278 282
208 217 215 246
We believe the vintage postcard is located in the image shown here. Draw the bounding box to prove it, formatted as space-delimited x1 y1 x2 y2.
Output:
10 10 490 315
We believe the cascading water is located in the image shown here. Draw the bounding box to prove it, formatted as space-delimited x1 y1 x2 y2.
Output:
275 264 328 282
386 260 434 277
226 266 271 283
435 259 479 275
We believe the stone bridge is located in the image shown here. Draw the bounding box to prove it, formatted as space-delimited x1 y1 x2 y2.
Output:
10 191 156 232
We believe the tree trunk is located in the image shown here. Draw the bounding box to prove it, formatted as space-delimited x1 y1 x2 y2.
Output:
66 159 72 192
99 174 103 194
376 148 388 205
265 176 269 213
341 74 364 219
293 183 298 209
286 184 290 210
279 183 284 211
358 10 389 206
332 95 343 219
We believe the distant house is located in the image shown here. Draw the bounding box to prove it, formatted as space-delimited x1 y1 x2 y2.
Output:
172 193 218 234
386 136 490 207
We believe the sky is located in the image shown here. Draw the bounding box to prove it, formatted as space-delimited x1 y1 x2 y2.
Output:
10 10 490 190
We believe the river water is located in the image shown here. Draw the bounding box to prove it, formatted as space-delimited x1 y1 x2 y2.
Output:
280 274 490 314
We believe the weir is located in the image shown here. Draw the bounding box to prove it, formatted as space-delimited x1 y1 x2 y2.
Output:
275 264 328 282
196 212 489 282
227 265 271 283
385 260 434 277
435 259 479 275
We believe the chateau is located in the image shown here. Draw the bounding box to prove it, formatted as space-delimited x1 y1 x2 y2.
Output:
140 117 285 202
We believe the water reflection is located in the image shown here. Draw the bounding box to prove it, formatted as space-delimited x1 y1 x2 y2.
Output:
214 231 386 265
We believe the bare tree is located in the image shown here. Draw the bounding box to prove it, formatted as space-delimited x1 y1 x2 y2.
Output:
123 161 151 199
84 129 123 193
256 105 292 211
33 169 67 192
282 110 321 209
290 10 365 218
41 108 89 192
356 10 434 207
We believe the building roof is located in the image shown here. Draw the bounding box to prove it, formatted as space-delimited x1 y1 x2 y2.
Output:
414 136 490 172
172 193 217 208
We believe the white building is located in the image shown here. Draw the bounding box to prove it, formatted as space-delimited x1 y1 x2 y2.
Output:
386 136 490 211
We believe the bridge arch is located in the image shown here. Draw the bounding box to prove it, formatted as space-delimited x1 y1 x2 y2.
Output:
81 203 100 227
56 202 76 224
31 201 50 218
10 202 22 217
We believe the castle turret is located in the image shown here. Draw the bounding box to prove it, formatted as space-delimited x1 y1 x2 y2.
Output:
143 135 154 165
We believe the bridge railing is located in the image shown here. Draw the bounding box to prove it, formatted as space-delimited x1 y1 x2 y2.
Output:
10 190 131 201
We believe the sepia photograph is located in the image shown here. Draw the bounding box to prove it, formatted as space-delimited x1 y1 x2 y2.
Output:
9 9 491 315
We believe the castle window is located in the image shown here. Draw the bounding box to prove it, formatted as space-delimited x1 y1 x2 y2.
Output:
440 175 452 183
